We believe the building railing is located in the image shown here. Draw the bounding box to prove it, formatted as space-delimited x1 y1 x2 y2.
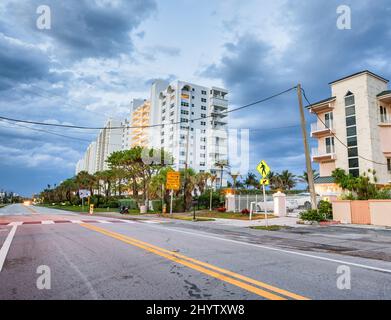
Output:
311 147 336 158
311 122 333 133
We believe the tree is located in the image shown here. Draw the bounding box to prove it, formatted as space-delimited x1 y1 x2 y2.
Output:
332 168 388 200
107 147 172 207
244 172 257 189
298 170 319 191
94 170 116 197
278 170 297 191
268 171 283 191
214 160 229 189
75 171 96 196
180 168 197 211
194 172 210 195
59 178 77 202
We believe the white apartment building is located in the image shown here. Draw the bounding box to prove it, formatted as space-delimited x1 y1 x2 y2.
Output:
75 119 123 175
148 80 229 186
308 70 391 195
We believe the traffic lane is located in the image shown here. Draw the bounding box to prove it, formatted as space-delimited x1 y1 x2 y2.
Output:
0 204 34 216
0 223 262 300
30 205 78 216
93 222 391 300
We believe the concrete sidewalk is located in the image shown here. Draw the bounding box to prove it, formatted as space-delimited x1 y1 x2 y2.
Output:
199 216 300 228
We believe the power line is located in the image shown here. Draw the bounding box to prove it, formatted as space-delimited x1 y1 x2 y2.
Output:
301 87 387 167
0 86 298 130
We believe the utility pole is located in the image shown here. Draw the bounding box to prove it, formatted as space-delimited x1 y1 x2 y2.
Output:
297 84 317 210
183 125 190 211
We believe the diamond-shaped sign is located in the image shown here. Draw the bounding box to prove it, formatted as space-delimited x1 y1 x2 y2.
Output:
256 160 270 178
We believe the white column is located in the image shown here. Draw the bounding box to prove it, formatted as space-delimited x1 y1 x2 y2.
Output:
273 191 287 217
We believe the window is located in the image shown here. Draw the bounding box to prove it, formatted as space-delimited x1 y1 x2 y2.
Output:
346 126 356 137
201 98 207 103
162 116 166 121
170 103 175 108
348 147 358 158
201 121 206 126
161 139 164 144
162 108 166 114
347 136 357 147
201 106 206 110
181 102 189 107
345 106 356 117
380 106 388 122
388 159 391 172
346 116 356 127
345 93 355 106
201 90 207 95
181 110 189 115
200 163 205 166
201 146 206 150
325 112 333 128
325 137 335 154
200 154 206 158
181 118 188 123
349 169 360 177
201 114 206 118
349 158 359 168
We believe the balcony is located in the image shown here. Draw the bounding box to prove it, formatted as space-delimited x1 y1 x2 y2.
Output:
378 114 391 127
312 148 337 163
211 97 228 108
311 122 334 138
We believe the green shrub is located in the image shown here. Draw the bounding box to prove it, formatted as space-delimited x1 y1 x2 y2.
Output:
150 200 163 212
118 199 138 210
318 200 333 220
167 198 184 213
299 209 326 222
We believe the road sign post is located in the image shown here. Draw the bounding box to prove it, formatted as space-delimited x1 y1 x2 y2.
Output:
166 171 180 215
257 160 271 227
262 184 268 227
170 190 174 215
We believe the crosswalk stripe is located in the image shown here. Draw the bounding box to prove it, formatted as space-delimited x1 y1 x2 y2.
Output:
42 221 55 224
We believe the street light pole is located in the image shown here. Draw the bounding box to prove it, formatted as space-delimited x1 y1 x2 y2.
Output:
297 84 317 210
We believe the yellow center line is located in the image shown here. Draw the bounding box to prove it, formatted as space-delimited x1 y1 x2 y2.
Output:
25 206 39 214
79 223 309 300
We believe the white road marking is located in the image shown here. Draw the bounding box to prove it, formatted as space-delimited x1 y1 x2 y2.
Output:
143 224 391 274
70 220 83 224
8 222 23 226
97 220 110 224
42 221 55 225
0 225 18 272
119 220 135 224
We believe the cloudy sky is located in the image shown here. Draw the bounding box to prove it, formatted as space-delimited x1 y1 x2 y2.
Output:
0 0 390 196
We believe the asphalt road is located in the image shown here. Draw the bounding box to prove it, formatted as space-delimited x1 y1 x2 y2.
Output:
0 203 391 300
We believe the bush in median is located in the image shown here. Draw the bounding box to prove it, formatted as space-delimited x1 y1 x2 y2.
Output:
299 209 326 222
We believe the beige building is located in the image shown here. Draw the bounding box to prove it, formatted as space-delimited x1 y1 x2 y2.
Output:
308 70 391 195
130 100 150 148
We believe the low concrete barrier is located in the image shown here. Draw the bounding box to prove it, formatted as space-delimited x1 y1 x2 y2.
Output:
333 200 391 227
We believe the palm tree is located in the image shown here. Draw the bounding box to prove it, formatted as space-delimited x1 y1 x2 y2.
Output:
298 170 319 191
194 172 211 195
75 171 96 196
244 172 257 189
268 171 282 191
278 170 297 191
208 174 217 211
214 160 229 189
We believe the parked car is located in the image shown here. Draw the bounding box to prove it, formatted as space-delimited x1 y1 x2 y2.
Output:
287 193 322 210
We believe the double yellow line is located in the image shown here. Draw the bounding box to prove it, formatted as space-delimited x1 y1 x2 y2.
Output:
80 223 309 300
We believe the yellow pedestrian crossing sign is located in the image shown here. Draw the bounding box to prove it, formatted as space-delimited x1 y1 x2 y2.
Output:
260 178 270 186
257 160 270 178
